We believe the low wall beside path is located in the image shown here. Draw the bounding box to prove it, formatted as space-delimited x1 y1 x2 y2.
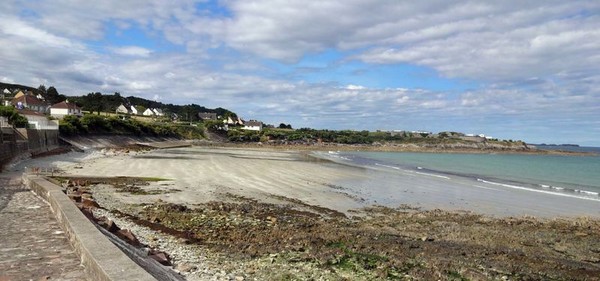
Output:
24 175 157 281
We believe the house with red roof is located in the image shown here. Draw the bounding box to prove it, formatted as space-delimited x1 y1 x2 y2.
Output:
11 94 48 113
50 100 82 119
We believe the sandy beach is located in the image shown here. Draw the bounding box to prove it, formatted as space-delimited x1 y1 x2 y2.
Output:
40 146 600 218
9 145 600 280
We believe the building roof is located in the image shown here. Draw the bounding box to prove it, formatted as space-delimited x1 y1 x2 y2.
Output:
51 100 80 110
198 112 217 119
245 120 263 126
11 95 46 106
18 109 46 117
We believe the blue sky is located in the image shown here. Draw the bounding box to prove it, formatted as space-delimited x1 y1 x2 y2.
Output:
1 0 599 145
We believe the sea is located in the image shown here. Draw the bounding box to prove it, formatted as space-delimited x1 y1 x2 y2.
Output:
323 146 600 202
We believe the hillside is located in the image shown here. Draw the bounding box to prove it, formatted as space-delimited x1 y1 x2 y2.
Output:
0 82 44 95
1 82 237 122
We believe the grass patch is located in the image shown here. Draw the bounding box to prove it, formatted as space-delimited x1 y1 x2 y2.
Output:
325 240 389 272
447 270 470 281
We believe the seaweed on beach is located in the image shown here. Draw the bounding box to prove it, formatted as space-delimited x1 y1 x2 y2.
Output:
51 176 177 195
107 198 600 281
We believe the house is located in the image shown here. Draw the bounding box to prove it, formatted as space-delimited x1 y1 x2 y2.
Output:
243 120 263 131
13 90 26 99
153 108 164 116
1 89 12 106
223 116 244 125
18 109 59 130
11 94 48 113
130 105 138 115
142 108 155 116
116 104 132 114
142 108 165 117
198 112 217 120
50 100 82 119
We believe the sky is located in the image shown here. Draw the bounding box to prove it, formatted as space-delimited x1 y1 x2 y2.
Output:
1 1 599 146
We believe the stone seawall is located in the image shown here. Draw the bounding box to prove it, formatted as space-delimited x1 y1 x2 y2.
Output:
18 128 60 154
0 140 29 169
0 128 59 170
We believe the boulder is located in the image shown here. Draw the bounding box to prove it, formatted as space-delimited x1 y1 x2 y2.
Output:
67 194 82 203
106 219 121 233
117 229 140 246
81 198 100 208
149 251 171 265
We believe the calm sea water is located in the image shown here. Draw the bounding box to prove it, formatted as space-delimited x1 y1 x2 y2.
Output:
335 148 600 200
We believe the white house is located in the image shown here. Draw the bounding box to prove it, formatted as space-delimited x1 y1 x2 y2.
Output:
142 108 165 117
142 108 155 116
224 116 244 125
19 109 59 130
50 100 82 119
243 120 263 131
130 105 138 115
2 88 11 105
116 104 131 114
153 108 164 116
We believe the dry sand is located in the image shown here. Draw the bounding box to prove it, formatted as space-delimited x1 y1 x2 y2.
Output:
49 147 365 213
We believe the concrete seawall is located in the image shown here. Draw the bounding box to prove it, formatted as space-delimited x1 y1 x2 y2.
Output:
1 128 59 170
24 175 156 281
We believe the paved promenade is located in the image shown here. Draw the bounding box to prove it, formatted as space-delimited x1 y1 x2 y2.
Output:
0 172 87 281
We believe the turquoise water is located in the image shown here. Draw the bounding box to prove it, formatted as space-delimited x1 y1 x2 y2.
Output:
339 151 600 199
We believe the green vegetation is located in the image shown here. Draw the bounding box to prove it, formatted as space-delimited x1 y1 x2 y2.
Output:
69 92 236 122
222 127 526 147
59 113 205 139
0 105 29 127
2 83 236 122
225 127 440 144
326 241 389 271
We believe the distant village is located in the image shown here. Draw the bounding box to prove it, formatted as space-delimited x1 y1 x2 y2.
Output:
0 87 266 132
1 85 509 166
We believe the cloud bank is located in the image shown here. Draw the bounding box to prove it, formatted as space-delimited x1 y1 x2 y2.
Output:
1 0 599 144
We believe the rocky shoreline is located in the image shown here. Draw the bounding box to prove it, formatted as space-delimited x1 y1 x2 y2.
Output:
54 175 600 281
198 141 595 156
56 135 596 156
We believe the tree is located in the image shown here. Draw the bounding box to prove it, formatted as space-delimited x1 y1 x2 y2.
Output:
37 85 47 94
45 86 67 105
0 105 29 128
86 92 105 115
278 123 292 129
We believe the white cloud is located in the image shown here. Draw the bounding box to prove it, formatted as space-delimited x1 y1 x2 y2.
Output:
346 84 366 90
0 16 80 49
110 46 153 57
